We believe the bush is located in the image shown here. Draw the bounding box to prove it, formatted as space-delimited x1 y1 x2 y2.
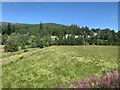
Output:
4 44 18 52
23 49 29 52
4 34 19 52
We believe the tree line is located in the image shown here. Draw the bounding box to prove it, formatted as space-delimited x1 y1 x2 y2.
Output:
1 22 120 52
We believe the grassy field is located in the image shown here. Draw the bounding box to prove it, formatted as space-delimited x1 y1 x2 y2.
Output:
1 48 41 65
2 46 118 88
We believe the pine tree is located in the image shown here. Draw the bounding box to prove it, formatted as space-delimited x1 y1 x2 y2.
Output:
7 23 11 35
39 22 43 30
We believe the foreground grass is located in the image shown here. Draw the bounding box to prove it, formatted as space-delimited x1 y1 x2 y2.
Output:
2 46 118 88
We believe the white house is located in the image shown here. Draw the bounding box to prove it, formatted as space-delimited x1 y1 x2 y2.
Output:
93 32 98 36
65 34 72 39
75 35 79 38
87 35 91 38
51 36 58 40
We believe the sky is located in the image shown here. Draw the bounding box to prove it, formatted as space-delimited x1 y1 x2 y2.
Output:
2 2 118 31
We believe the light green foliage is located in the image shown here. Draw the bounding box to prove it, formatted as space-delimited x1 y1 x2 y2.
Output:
2 46 118 88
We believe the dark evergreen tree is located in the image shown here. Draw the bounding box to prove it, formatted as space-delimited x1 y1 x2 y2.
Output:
7 23 12 35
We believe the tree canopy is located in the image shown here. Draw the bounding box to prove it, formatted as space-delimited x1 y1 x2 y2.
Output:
1 22 119 52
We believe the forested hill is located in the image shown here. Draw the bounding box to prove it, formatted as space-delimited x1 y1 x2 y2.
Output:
1 22 68 35
1 22 120 52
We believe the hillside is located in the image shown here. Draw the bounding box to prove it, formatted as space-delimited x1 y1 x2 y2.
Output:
1 22 68 36
1 22 67 31
1 21 120 52
2 46 118 88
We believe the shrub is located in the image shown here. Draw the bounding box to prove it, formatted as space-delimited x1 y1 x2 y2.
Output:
4 44 18 52
23 49 29 52
31 42 37 48
4 34 19 52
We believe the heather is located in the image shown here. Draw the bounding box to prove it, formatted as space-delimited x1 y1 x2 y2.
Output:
57 70 119 88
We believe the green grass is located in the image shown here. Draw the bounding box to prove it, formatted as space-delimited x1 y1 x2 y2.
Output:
2 46 118 88
1 48 41 65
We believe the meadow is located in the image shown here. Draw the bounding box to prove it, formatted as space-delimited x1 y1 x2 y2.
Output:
2 46 118 88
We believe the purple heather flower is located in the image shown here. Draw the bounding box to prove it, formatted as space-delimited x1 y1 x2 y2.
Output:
57 70 119 88
106 72 109 77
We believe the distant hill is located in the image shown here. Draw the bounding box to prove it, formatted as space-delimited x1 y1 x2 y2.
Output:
1 22 69 36
1 22 67 27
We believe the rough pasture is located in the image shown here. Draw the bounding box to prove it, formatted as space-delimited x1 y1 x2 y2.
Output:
2 46 118 88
